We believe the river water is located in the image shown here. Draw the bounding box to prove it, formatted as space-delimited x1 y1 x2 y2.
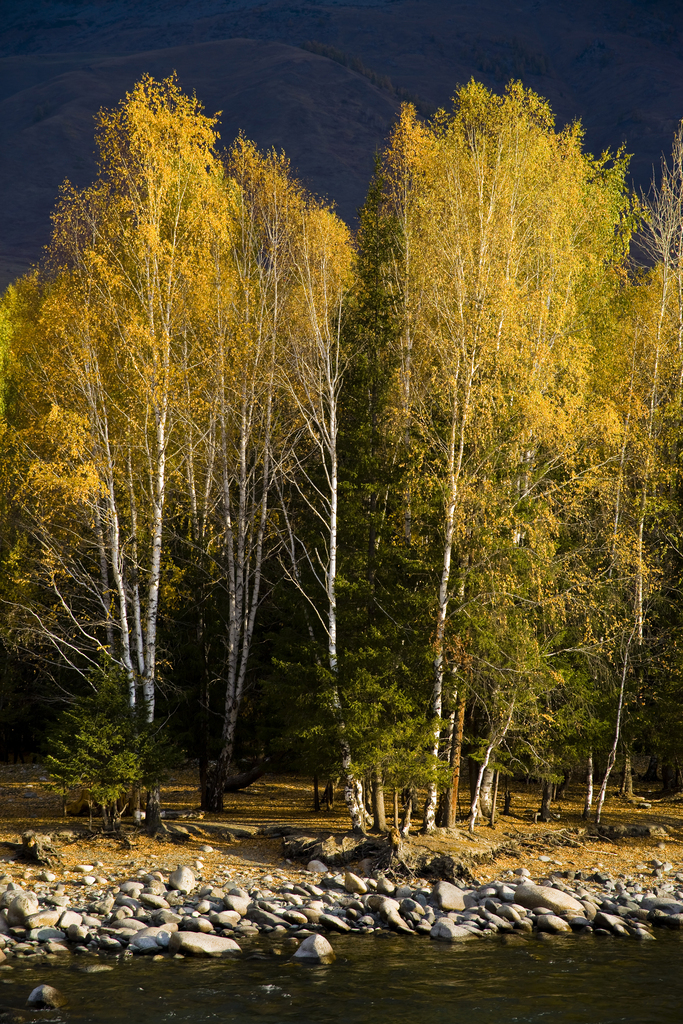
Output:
1 933 681 1023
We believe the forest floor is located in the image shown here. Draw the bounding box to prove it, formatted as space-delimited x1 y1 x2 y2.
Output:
0 762 681 885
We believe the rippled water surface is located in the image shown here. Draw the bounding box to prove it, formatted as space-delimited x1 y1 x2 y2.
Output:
1 934 682 1023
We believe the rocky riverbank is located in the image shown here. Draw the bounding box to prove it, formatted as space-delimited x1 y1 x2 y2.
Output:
3 855 683 970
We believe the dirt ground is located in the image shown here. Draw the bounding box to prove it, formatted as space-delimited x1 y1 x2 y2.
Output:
0 762 681 884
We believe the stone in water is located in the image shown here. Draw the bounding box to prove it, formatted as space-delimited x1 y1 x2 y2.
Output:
26 984 67 1009
293 934 335 964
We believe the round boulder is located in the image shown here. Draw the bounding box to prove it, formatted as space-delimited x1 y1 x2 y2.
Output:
293 934 335 964
307 859 327 873
27 984 68 1009
431 881 466 912
168 931 241 957
344 870 368 895
223 895 250 917
514 883 583 917
168 865 196 894
536 913 572 934
8 893 39 926
430 918 474 942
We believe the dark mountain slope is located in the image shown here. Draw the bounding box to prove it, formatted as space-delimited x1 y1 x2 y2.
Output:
1 0 682 286
0 38 399 287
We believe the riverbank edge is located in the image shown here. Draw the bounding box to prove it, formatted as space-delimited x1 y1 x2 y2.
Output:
4 854 683 971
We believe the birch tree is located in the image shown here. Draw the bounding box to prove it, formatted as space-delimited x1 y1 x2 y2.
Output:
11 75 220 826
179 139 302 811
372 82 632 830
279 197 361 827
593 121 683 821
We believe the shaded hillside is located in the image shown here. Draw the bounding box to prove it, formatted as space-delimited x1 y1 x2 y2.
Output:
1 0 683 285
0 38 399 287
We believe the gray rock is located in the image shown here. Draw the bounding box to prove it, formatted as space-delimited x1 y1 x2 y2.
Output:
280 909 309 927
430 918 475 942
307 860 327 873
580 900 597 921
223 895 250 917
376 876 395 896
142 880 167 897
514 883 583 916
536 914 572 934
90 896 115 915
0 888 23 910
168 865 196 894
46 895 70 908
431 881 466 912
154 909 183 925
302 907 322 924
115 894 140 910
115 926 148 940
168 931 241 957
318 912 351 933
140 893 170 910
131 935 159 954
495 885 516 902
119 881 144 896
247 907 289 928
210 910 241 929
383 907 414 934
344 870 368 895
229 887 250 900
58 911 83 930
293 933 335 963
8 894 38 926
641 897 683 913
400 898 425 917
43 941 70 955
133 925 177 945
166 893 184 907
594 911 623 932
496 905 521 924
26 984 67 1009
30 927 67 942
109 917 148 932
25 909 61 929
